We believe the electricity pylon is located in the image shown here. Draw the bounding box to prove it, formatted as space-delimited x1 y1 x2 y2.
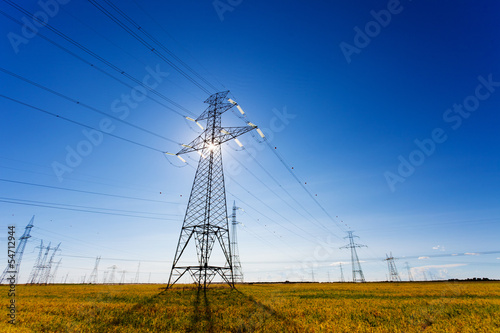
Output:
50 258 62 284
231 202 244 283
385 252 401 282
339 263 345 282
340 231 367 282
167 91 255 289
405 262 414 282
0 216 34 283
119 270 126 285
134 262 141 284
89 256 101 284
40 242 61 284
27 240 44 284
107 265 117 284
29 242 51 284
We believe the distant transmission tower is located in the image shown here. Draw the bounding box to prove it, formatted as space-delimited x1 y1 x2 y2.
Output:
108 265 117 284
29 242 52 284
119 270 126 285
0 216 35 283
340 231 367 282
405 262 414 282
231 202 244 283
339 263 345 282
50 258 62 284
385 252 401 282
40 243 61 284
27 240 44 284
134 262 141 284
89 256 101 284
167 91 255 289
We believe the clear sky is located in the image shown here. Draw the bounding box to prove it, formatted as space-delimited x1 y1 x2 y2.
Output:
0 0 499 284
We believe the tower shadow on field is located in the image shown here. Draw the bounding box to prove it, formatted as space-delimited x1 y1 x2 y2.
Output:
189 288 214 332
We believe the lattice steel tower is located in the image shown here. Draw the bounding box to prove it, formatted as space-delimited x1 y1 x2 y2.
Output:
167 91 254 289
385 252 401 282
89 256 101 284
339 262 345 283
405 261 414 282
0 216 35 284
340 231 367 282
231 202 244 283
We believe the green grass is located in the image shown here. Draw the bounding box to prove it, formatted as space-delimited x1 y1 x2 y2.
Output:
1 281 500 332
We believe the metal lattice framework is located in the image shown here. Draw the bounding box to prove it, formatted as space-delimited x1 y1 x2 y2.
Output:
340 231 367 283
405 261 414 282
0 216 34 284
385 252 401 282
231 202 244 283
167 91 254 289
89 256 101 284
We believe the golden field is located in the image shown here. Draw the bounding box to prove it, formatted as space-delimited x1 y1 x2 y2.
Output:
1 281 500 332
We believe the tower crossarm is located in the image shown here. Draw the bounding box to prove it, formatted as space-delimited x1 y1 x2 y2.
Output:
177 126 254 155
339 243 367 249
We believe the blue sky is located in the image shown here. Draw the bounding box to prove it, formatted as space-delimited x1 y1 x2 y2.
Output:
1 0 499 283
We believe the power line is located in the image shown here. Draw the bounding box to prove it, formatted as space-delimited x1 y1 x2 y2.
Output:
185 157 321 244
0 156 175 194
227 95 347 235
102 0 219 92
0 4 194 117
130 0 227 92
0 67 180 145
0 196 178 217
0 94 166 153
0 197 176 221
0 178 179 205
240 147 340 238
263 139 347 233
87 0 213 95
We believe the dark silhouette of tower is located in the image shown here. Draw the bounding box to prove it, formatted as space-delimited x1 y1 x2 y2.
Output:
0 216 34 283
340 231 367 282
167 91 255 289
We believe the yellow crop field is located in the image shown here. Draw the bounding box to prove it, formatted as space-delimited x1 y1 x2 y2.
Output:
1 281 500 332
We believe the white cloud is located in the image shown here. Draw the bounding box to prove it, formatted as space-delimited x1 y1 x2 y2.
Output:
418 256 430 260
496 257 500 260
417 263 466 270
452 254 458 256
329 261 350 266
412 264 467 280
432 245 445 251
465 252 480 256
